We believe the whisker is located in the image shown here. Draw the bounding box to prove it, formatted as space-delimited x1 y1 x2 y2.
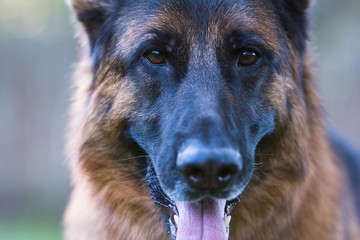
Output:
112 155 150 162
116 168 148 179
254 161 264 166
251 173 264 183
118 177 147 184
252 161 263 171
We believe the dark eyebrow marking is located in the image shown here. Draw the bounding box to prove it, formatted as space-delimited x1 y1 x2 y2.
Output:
226 31 275 58
228 31 266 47
126 30 176 65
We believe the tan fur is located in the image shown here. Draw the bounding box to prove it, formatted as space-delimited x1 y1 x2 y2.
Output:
64 1 360 239
228 50 360 239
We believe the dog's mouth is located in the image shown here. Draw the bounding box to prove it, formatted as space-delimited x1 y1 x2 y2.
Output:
146 163 240 240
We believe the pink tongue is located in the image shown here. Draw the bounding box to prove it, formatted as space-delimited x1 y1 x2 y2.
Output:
175 199 227 240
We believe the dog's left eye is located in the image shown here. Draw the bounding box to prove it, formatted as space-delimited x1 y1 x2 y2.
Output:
144 50 166 65
238 48 259 66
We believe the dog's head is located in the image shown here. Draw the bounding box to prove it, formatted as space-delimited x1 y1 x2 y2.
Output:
68 0 310 239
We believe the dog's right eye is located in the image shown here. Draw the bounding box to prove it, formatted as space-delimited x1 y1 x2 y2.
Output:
238 48 260 66
144 50 166 65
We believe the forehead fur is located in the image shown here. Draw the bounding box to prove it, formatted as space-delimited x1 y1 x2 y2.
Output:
111 0 284 57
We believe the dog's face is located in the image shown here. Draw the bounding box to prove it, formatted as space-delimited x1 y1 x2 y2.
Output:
71 0 309 238
128 2 280 201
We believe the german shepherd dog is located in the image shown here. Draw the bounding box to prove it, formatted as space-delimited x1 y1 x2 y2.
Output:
64 0 360 239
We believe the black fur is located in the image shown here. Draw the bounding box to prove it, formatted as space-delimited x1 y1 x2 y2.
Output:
270 0 310 56
78 8 107 49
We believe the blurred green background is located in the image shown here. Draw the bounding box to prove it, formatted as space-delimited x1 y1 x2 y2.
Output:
0 0 359 239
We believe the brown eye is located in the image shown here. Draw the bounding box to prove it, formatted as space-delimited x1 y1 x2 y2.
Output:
145 50 166 65
238 49 259 66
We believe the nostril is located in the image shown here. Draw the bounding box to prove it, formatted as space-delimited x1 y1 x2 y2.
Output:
187 166 204 184
182 163 240 190
217 167 238 182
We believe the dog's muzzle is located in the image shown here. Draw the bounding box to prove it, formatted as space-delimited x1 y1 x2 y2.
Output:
147 140 242 240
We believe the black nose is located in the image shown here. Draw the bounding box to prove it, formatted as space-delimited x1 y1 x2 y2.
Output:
177 143 242 191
